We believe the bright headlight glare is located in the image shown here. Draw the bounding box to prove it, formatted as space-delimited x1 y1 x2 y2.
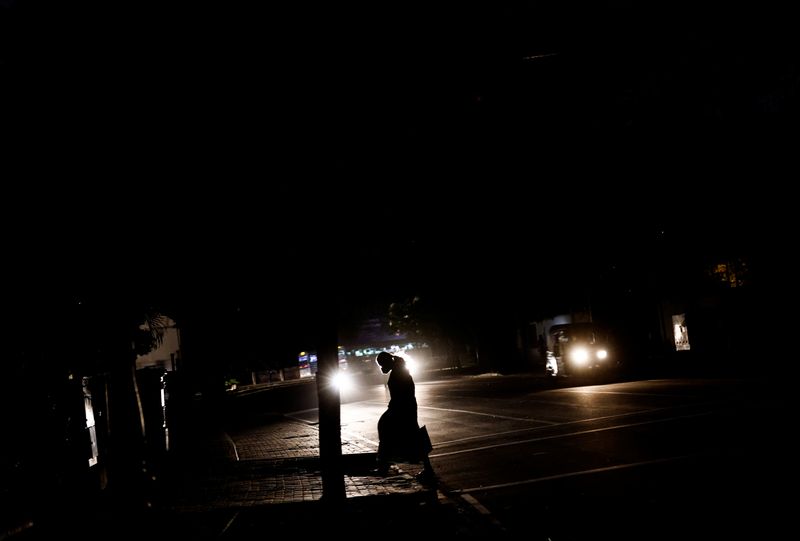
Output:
570 347 589 364
331 372 353 392
403 355 418 376
596 349 608 360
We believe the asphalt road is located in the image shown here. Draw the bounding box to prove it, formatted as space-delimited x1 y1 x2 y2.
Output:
287 372 790 540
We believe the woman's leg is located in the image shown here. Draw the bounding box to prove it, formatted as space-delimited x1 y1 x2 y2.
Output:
415 454 437 484
375 410 392 475
375 441 391 475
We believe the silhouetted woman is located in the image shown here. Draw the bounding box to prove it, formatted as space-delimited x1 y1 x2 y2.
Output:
375 351 436 484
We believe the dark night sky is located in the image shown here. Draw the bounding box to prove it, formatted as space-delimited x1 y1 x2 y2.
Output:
2 1 791 321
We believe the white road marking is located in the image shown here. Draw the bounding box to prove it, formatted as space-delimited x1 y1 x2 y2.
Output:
430 411 713 458
433 406 674 447
461 493 493 514
457 454 696 493
417 404 558 424
561 389 692 398
460 493 507 530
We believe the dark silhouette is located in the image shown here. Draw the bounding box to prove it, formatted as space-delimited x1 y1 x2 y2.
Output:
375 351 436 484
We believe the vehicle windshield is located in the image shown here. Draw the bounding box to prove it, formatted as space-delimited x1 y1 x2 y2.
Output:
551 323 606 345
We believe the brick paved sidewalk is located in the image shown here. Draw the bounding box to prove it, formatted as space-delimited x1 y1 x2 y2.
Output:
140 414 506 539
13 413 505 539
160 415 431 511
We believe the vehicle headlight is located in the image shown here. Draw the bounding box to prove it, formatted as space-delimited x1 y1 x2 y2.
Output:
596 349 608 360
403 354 419 376
569 347 589 365
331 371 354 392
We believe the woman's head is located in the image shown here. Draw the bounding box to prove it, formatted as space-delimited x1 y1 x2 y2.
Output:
376 351 396 374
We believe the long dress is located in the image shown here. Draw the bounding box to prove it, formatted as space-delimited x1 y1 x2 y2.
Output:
377 362 423 464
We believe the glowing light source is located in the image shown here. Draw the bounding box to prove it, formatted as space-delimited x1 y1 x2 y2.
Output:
570 347 590 365
331 371 353 393
401 354 419 376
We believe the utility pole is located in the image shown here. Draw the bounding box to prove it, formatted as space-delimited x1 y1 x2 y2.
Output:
316 300 345 502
